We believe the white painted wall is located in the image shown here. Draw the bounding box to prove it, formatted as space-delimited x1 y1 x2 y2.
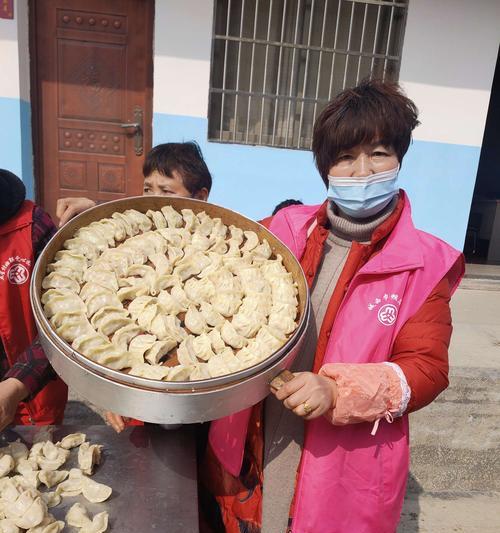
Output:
399 0 500 147
153 0 213 118
0 0 30 101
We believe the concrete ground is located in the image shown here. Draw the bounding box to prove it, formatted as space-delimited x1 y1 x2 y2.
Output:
63 285 500 532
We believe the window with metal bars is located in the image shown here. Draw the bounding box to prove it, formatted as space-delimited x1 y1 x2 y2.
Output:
208 0 409 150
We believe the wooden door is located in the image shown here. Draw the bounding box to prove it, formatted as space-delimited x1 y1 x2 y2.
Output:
30 0 154 220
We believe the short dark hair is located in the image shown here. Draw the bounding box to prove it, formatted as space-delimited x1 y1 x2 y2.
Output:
272 199 303 216
312 79 420 184
143 141 212 194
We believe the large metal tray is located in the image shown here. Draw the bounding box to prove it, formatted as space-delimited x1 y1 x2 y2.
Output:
30 196 310 423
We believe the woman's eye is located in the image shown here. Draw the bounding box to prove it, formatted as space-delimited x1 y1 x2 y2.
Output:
373 151 388 157
337 154 352 161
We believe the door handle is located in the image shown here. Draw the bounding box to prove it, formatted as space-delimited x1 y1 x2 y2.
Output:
120 107 143 156
120 122 140 129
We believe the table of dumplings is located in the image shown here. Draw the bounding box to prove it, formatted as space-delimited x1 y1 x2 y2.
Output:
1 424 199 532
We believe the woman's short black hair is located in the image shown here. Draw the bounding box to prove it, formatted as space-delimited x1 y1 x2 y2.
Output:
312 79 420 184
143 141 212 194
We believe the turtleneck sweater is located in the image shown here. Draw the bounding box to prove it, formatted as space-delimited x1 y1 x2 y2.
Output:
262 196 398 533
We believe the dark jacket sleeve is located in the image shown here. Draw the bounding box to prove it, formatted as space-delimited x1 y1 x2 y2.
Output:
390 277 452 413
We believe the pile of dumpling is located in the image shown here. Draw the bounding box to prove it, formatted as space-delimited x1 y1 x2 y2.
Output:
41 206 299 381
0 433 111 532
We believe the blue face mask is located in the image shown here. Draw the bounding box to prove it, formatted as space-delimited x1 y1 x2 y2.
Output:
327 165 400 219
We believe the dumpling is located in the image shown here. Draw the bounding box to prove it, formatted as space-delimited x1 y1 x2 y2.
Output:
90 307 131 337
38 470 69 489
149 252 172 276
157 289 187 315
237 267 271 295
223 255 253 274
150 315 186 343
59 433 86 450
207 351 241 378
123 209 152 232
0 455 15 478
199 302 225 328
251 238 273 260
190 232 213 251
208 236 228 255
184 277 215 302
146 209 167 229
164 365 193 381
190 363 211 381
150 273 181 296
209 218 228 239
220 321 248 349
72 333 108 355
228 225 244 244
63 238 99 261
184 306 209 335
82 268 118 291
196 252 223 278
211 291 242 317
241 231 259 253
181 209 199 232
268 312 297 335
65 502 91 528
41 272 80 293
191 333 216 361
161 205 183 228
85 344 130 370
128 296 157 320
78 443 102 475
90 218 122 244
208 268 241 292
137 303 159 330
46 263 84 283
79 282 111 302
111 324 142 350
43 293 86 318
128 334 157 360
53 250 87 271
117 285 149 302
74 226 109 252
196 211 215 236
176 337 199 366
112 212 139 237
144 339 176 365
231 311 264 338
167 245 184 265
85 291 122 318
81 477 112 503
225 238 242 257
170 285 192 309
99 248 134 277
208 328 226 353
173 251 211 281
50 312 94 343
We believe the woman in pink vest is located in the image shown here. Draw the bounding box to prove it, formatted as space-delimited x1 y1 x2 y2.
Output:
201 81 464 533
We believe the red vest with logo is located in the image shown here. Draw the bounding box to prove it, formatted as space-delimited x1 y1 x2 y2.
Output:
0 200 67 425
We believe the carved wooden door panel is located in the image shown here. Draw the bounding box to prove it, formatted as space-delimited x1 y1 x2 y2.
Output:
30 0 154 220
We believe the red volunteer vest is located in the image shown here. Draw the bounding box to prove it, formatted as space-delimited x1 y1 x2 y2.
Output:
0 200 67 425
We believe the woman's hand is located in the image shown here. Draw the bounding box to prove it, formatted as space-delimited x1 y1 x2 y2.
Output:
104 411 130 433
271 372 338 420
56 197 96 227
0 378 29 431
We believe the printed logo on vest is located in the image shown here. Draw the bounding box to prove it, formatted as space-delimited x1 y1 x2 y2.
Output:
0 256 31 284
367 293 402 326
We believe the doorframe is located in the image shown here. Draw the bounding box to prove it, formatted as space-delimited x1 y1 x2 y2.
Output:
28 0 155 208
28 0 43 205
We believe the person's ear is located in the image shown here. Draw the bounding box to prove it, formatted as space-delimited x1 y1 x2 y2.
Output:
193 188 209 202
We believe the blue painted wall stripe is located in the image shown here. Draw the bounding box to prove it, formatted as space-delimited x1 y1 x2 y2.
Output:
153 112 479 250
0 97 35 199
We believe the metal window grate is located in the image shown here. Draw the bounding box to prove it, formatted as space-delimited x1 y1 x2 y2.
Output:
208 0 409 150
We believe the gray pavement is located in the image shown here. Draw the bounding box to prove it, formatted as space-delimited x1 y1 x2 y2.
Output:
63 286 500 532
